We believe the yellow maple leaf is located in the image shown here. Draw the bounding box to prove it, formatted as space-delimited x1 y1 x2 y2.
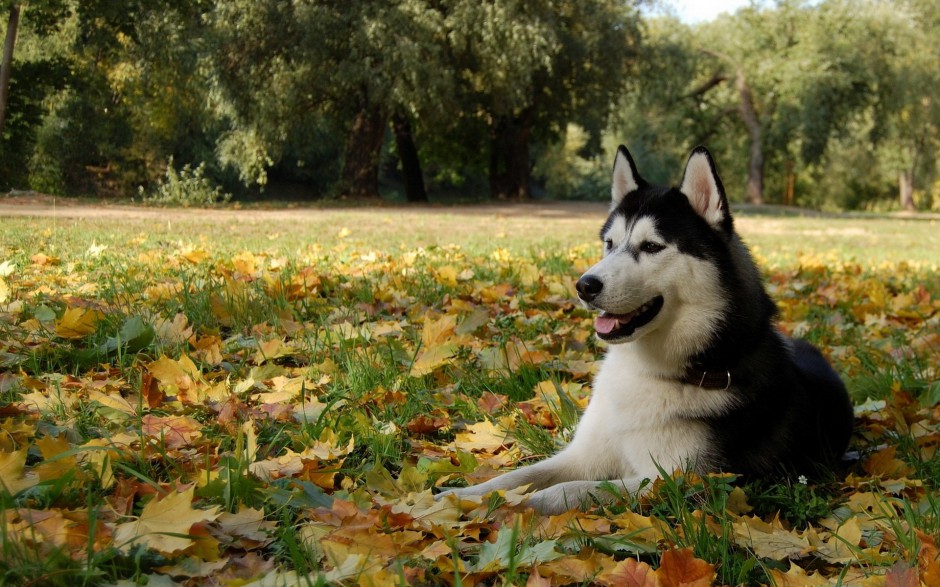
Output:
34 434 77 482
768 562 830 586
232 251 258 274
155 313 193 345
454 420 515 453
434 265 459 287
179 248 209 264
410 343 457 377
87 389 137 416
146 354 204 402
217 507 275 542
253 338 289 364
79 438 117 489
0 276 9 304
421 314 457 347
732 515 814 560
55 307 101 339
113 486 221 554
0 449 39 494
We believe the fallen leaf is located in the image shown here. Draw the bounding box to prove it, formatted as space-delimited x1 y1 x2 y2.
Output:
597 557 657 587
768 563 831 586
140 414 204 449
410 343 457 377
656 548 715 587
55 307 100 339
113 486 221 554
885 561 918 587
733 515 814 560
0 449 40 493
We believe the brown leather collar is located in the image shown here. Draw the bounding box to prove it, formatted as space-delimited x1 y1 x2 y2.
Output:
682 368 732 390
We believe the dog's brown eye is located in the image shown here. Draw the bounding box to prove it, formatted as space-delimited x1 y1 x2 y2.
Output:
640 241 665 254
604 239 613 251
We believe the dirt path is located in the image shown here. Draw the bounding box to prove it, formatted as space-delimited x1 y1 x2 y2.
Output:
2 193 937 223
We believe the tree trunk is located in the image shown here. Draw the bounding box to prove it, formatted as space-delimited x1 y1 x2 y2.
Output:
735 70 764 205
489 108 533 200
899 168 915 211
340 108 387 199
391 113 427 202
784 159 795 206
0 5 22 138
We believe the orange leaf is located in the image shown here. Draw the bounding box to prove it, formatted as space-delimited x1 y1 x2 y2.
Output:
656 548 715 587
598 557 657 587
405 411 451 435
31 253 60 266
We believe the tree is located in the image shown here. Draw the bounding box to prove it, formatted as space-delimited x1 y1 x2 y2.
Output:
0 0 67 139
444 0 641 199
866 0 940 210
0 3 20 137
206 1 451 200
623 1 883 206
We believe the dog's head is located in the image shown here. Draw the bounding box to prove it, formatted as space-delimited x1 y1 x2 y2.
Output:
576 146 733 348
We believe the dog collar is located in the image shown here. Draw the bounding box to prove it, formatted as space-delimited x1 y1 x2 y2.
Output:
682 368 732 390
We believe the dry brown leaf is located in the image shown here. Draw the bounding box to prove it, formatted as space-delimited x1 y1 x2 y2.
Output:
140 414 204 449
885 561 919 587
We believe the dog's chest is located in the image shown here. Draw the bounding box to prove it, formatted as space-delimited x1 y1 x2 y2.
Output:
572 349 735 475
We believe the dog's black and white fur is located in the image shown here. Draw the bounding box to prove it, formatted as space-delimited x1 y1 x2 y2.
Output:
438 146 854 515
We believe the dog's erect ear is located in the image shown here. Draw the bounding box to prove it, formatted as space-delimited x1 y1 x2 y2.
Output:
679 147 731 231
611 145 644 208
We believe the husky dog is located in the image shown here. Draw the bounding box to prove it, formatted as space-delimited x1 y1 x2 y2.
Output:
438 146 854 515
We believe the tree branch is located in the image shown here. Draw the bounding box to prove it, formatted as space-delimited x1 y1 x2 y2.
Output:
686 70 730 98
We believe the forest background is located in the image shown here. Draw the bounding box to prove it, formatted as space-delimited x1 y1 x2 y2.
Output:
1 0 939 212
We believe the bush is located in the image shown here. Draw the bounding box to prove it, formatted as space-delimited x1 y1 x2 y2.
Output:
140 157 232 207
533 124 608 200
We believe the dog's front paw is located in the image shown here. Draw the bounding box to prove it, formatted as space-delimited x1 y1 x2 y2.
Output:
434 485 484 502
526 482 604 515
526 487 573 516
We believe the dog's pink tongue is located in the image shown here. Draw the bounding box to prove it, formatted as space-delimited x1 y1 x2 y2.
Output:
594 314 620 334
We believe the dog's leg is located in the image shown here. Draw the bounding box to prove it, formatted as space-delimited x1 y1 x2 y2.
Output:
527 477 644 515
436 446 602 502
436 456 566 501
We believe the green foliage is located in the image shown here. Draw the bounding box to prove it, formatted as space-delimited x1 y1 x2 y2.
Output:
533 124 608 199
2 0 940 208
139 157 231 207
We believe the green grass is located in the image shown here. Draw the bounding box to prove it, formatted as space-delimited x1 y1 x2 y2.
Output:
0 203 938 585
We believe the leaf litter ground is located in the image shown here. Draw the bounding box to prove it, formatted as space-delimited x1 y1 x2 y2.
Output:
0 205 938 586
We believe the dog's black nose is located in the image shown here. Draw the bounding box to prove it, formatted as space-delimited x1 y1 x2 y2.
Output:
576 275 603 302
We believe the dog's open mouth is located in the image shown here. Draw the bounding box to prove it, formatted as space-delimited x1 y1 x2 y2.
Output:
594 296 664 339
